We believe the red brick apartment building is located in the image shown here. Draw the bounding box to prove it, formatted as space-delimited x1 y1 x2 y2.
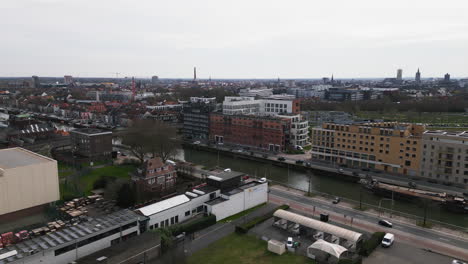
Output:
209 113 291 152
132 157 177 193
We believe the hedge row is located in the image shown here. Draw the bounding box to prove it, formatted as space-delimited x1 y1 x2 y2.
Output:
235 204 290 234
171 215 217 236
359 232 386 256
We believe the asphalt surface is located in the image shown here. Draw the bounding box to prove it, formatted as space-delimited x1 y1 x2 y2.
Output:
363 242 454 264
269 188 468 252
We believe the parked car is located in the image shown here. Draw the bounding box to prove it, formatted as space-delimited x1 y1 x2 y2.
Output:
305 162 311 167
452 260 467 264
295 160 304 164
408 182 417 188
332 197 341 204
278 157 286 161
295 145 304 151
286 237 294 247
381 233 394 247
258 177 267 183
193 141 201 145
262 154 268 158
378 219 393 228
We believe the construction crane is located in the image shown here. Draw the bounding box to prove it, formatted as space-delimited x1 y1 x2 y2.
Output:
131 77 136 101
110 72 121 79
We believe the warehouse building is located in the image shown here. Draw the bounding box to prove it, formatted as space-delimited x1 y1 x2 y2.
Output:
137 170 268 227
0 210 143 264
0 148 59 221
206 180 268 221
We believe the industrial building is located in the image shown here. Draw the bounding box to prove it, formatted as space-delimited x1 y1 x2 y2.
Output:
70 128 112 160
0 148 59 221
0 210 142 264
137 170 268 227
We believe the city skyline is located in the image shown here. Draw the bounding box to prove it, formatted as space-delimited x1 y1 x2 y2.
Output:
1 0 468 78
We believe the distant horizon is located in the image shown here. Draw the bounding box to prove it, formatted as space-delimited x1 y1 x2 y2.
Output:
0 75 465 81
1 1 468 78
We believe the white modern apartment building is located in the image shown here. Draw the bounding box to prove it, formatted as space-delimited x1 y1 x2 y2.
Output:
221 96 308 146
222 96 299 116
420 130 468 187
239 88 273 98
278 114 310 147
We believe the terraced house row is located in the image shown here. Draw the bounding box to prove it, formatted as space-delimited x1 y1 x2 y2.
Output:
311 121 468 187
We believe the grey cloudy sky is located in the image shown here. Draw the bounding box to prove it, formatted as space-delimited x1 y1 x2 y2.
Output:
1 0 468 78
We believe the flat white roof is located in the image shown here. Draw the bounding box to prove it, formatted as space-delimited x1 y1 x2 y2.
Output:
274 210 363 243
208 175 222 181
137 195 190 216
0 147 55 170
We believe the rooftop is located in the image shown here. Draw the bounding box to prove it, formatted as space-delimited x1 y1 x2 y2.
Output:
137 194 190 217
0 148 55 170
424 130 468 138
0 209 142 264
70 128 112 136
210 170 244 181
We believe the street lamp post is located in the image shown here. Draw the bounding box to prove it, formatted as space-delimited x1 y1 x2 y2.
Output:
378 198 393 217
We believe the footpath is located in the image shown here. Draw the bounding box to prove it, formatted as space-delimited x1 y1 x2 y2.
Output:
269 185 468 261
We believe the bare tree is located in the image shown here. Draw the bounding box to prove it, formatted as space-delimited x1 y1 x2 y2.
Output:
122 119 180 163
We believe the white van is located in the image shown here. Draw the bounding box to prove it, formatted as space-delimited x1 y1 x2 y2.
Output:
381 233 394 247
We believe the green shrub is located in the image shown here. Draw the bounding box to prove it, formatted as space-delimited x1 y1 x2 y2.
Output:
359 232 385 256
171 215 217 235
235 204 289 234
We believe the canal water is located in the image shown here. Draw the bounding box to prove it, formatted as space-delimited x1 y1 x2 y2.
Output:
181 148 468 227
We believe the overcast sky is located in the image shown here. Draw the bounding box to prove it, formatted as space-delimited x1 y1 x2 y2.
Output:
1 0 468 79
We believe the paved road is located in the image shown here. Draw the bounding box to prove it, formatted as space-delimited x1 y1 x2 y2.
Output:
269 187 468 261
363 242 454 264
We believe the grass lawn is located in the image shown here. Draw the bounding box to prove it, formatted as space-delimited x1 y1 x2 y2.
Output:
58 170 75 178
187 233 313 264
219 203 266 223
79 165 136 194
356 111 467 124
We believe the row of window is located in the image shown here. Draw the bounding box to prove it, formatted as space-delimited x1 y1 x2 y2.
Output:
148 206 205 230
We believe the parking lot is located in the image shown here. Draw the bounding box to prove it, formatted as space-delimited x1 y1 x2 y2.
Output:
249 217 313 256
363 240 455 264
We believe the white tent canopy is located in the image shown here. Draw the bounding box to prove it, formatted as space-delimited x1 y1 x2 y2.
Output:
308 239 348 258
273 209 363 243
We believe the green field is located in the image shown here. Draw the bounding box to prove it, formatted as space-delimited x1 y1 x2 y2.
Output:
79 165 136 194
356 111 468 124
187 233 313 264
59 164 136 199
219 203 266 223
